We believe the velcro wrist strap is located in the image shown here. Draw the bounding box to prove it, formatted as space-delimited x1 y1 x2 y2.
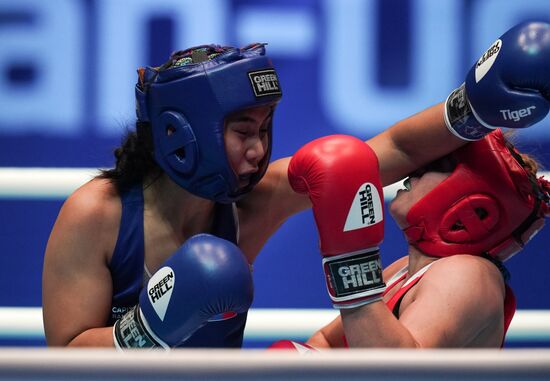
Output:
322 249 386 305
113 306 169 350
334 293 383 309
444 83 495 141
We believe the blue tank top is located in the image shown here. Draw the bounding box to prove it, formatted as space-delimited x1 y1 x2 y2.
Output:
107 183 247 348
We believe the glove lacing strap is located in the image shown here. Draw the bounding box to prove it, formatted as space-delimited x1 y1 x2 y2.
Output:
444 83 496 141
322 247 386 309
113 306 169 350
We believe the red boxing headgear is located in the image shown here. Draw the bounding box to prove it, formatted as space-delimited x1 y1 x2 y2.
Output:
404 129 550 261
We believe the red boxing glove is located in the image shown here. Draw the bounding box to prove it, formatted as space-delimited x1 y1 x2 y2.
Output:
288 135 386 308
268 340 318 353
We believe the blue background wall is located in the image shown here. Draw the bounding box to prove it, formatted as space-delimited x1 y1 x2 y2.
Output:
0 0 549 345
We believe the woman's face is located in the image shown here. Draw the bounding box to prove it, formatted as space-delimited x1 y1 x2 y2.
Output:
224 105 273 188
389 171 451 229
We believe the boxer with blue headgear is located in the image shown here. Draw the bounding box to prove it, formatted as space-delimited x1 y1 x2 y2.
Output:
135 43 282 203
44 43 287 350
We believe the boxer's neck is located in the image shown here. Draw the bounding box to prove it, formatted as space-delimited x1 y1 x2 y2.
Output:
143 173 216 234
406 246 438 278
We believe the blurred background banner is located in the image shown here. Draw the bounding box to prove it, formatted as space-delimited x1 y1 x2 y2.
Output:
0 0 549 346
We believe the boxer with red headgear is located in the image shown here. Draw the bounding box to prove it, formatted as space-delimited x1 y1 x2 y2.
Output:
305 129 549 349
273 21 550 351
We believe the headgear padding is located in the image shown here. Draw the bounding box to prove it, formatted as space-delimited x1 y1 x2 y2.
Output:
404 129 549 261
135 44 282 203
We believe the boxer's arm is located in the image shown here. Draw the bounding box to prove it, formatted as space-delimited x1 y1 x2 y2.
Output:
341 255 505 348
43 185 117 346
239 104 462 260
367 103 466 186
370 21 550 183
237 157 311 260
306 315 346 348
305 258 408 348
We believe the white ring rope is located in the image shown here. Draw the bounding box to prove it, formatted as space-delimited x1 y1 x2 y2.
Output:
0 348 549 380
1 308 549 342
0 348 548 381
12 167 548 200
1 167 548 200
0 167 100 199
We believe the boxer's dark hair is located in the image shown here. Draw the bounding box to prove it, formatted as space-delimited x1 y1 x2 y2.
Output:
99 121 161 189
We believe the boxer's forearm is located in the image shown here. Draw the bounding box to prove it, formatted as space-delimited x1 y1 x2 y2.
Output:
67 326 115 347
305 331 332 348
340 303 420 348
306 315 346 348
367 103 466 187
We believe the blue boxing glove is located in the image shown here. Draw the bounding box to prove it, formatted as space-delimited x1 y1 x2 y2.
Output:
113 234 253 349
445 21 550 140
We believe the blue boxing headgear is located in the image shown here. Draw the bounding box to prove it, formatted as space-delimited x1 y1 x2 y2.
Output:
135 43 282 203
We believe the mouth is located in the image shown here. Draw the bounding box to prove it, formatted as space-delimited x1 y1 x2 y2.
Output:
238 173 254 186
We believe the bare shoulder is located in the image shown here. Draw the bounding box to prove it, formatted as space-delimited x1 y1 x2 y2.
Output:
419 255 505 304
398 255 506 347
426 255 504 283
63 179 120 232
47 178 121 264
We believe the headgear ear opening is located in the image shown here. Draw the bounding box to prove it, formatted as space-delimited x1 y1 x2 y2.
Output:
156 111 197 176
439 195 500 243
